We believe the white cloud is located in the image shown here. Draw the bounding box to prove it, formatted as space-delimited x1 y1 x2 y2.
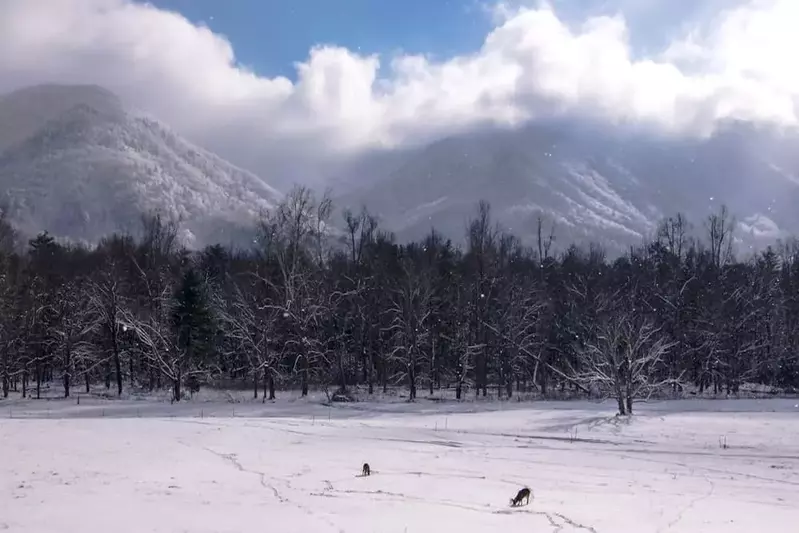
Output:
1 0 798 182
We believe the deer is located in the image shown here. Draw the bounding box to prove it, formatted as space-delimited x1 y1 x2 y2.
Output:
510 487 531 507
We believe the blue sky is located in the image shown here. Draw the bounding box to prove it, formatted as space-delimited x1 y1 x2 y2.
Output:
147 0 720 80
150 0 494 79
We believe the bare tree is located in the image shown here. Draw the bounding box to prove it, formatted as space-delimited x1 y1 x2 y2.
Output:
87 270 127 395
220 281 283 401
577 306 678 415
466 200 499 396
706 205 735 268
119 288 181 399
386 257 434 400
260 186 330 396
535 213 556 263
657 213 690 259
313 189 334 267
120 272 216 402
53 280 97 398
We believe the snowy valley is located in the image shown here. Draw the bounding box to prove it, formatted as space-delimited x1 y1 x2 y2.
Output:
5 1 799 532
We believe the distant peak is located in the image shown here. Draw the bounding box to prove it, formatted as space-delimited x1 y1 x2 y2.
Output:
1 83 123 115
0 83 126 153
6 82 120 101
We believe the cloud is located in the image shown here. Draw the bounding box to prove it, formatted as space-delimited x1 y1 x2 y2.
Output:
1 0 798 185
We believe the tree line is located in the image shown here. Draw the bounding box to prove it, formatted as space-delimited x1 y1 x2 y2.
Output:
0 188 797 414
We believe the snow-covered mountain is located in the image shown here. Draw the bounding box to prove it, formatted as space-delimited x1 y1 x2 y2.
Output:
5 84 798 255
0 84 280 247
337 120 799 254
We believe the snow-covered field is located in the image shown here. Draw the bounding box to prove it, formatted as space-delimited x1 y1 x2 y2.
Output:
2 395 798 532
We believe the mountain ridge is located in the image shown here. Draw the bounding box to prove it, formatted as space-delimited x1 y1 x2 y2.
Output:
3 83 799 255
335 119 799 254
0 84 280 248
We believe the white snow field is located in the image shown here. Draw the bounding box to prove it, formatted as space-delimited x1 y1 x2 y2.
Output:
2 395 798 533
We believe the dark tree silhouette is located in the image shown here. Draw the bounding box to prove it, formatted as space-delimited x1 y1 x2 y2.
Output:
0 200 795 413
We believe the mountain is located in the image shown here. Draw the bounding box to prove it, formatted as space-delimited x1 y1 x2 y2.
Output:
0 84 123 155
337 119 799 254
0 84 280 247
4 84 798 255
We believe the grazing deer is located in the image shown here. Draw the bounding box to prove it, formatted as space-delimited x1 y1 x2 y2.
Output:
362 463 371 476
510 487 531 507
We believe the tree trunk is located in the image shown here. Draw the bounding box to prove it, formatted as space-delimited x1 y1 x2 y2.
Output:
63 343 71 399
429 338 436 396
261 367 267 403
624 376 633 414
22 370 27 398
114 350 123 396
173 373 182 402
110 323 123 395
36 361 42 399
366 349 374 395
301 355 308 397
408 364 416 401
268 371 275 401
2 350 8 398
338 350 347 393
85 370 90 394
253 368 259 399
615 377 626 415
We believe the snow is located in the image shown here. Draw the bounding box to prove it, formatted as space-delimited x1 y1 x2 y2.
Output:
2 396 798 532
0 84 281 246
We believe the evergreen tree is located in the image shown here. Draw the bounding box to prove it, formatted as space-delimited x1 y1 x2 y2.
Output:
171 266 214 399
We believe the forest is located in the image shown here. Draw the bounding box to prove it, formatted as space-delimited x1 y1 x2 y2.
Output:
1 187 797 415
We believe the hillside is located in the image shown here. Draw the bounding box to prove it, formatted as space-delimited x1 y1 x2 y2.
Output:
337 120 799 253
4 84 799 254
0 84 280 247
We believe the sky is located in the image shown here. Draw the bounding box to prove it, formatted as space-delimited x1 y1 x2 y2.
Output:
0 0 797 185
145 0 740 79
148 0 494 80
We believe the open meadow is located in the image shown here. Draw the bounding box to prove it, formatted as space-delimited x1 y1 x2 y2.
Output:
2 392 798 532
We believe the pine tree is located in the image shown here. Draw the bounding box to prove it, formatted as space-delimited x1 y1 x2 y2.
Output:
171 267 214 399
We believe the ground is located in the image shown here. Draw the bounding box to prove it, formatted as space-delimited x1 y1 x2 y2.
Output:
1 392 798 532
